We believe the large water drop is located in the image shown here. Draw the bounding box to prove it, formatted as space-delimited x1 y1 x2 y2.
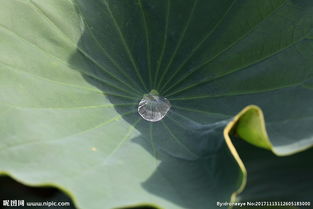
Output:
138 90 171 122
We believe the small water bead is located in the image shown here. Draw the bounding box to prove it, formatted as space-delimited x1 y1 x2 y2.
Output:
138 90 171 122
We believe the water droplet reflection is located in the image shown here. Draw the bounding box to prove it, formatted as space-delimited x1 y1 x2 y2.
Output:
138 90 171 122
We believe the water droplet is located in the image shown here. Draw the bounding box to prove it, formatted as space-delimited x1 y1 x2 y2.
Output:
138 90 171 122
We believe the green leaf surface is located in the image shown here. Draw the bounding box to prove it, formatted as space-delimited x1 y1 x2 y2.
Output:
0 0 313 209
233 137 313 208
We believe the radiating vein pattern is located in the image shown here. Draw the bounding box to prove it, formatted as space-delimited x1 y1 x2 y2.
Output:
36 0 142 96
1 0 313 208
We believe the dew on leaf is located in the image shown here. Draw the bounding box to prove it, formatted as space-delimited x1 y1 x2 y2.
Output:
138 90 171 122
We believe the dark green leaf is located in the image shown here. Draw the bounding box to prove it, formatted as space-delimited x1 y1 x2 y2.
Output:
1 0 313 209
